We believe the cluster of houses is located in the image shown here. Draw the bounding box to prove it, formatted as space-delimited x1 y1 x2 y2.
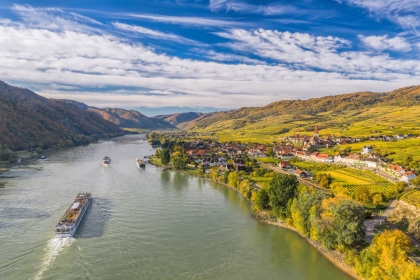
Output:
161 126 419 183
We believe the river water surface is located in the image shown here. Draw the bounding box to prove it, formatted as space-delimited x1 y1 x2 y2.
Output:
0 134 353 279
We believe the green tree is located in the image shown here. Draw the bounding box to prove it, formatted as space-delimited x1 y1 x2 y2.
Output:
161 149 170 165
354 186 371 203
228 171 240 189
155 148 161 158
372 193 383 205
172 153 188 170
395 181 408 193
254 188 270 210
291 189 327 236
223 171 230 184
314 197 365 249
265 147 274 157
268 174 299 219
411 177 420 187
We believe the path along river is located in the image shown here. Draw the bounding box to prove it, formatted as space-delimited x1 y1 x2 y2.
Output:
0 134 353 280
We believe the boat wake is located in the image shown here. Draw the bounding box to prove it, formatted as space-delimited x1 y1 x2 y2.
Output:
34 238 75 280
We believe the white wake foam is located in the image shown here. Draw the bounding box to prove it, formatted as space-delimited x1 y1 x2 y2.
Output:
34 238 75 280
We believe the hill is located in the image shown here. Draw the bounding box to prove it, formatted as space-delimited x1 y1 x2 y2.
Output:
187 86 420 142
88 108 176 130
153 112 203 128
0 81 122 151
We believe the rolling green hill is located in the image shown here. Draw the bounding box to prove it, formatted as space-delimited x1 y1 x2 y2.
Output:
153 112 203 128
0 81 122 151
187 86 420 142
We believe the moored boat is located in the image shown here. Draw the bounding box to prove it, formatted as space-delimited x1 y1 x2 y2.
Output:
102 156 110 165
54 192 92 238
136 158 146 168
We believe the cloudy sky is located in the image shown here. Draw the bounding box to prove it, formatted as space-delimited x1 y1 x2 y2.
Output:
0 0 419 116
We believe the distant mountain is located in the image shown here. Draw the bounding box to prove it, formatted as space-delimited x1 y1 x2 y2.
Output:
88 108 176 130
0 81 122 150
153 112 204 128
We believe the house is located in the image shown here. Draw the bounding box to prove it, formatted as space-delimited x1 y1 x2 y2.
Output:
396 134 405 140
388 164 406 176
278 153 295 160
364 158 379 168
234 158 246 168
315 153 334 163
279 161 292 169
401 171 417 183
295 169 310 178
362 145 373 155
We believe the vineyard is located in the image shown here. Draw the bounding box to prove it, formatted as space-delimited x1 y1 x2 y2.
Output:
401 190 420 208
324 168 395 197
248 176 272 188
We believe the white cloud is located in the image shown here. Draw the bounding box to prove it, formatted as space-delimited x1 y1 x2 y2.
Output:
209 0 295 15
11 4 101 32
0 6 419 109
214 29 420 74
359 35 411 51
337 0 420 32
123 13 250 27
112 22 202 45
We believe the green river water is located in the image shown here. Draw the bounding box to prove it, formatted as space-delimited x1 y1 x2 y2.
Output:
0 134 353 279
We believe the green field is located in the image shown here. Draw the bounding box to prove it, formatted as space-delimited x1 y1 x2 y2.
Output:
324 168 394 197
256 157 280 164
401 189 420 208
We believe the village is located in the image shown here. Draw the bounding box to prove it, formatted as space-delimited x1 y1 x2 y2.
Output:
158 126 419 185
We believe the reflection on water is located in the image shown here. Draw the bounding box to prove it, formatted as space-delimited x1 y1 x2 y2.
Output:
0 134 353 280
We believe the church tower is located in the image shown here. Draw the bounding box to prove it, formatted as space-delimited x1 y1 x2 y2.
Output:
314 125 319 137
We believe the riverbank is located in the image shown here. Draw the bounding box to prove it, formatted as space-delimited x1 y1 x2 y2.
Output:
149 157 360 279
252 211 360 279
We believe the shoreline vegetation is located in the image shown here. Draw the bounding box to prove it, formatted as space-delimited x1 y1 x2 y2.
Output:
148 157 360 279
147 133 420 279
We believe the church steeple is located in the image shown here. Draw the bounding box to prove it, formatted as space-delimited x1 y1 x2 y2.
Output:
314 125 319 137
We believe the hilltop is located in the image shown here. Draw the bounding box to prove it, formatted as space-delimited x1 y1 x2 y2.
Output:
88 107 176 130
0 81 122 151
153 112 203 128
186 86 420 142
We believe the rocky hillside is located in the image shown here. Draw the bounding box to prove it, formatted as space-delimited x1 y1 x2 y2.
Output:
0 81 122 150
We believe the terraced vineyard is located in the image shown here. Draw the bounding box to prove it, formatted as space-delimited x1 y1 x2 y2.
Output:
248 176 272 188
401 189 420 208
324 168 395 197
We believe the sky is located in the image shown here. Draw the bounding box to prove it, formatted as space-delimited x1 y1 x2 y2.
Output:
0 0 419 116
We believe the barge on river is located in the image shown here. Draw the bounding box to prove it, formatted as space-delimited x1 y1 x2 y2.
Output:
54 192 92 238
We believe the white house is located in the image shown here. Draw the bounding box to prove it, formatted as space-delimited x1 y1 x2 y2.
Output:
401 171 417 183
364 158 379 168
362 145 373 155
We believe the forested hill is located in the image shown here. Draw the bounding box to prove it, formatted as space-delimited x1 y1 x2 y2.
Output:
0 81 122 151
189 86 420 130
153 112 203 128
87 108 176 130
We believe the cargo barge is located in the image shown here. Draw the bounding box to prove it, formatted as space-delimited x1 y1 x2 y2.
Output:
54 192 92 238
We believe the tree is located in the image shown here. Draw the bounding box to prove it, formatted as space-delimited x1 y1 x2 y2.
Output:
254 188 269 210
161 149 170 165
372 193 383 205
172 153 188 170
395 181 408 193
265 147 274 157
291 189 327 236
355 230 420 279
155 148 161 158
314 197 365 249
228 171 240 189
354 186 371 203
268 174 299 219
239 179 253 198
411 177 420 187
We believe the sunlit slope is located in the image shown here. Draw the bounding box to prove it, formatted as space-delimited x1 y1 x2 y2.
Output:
188 86 420 142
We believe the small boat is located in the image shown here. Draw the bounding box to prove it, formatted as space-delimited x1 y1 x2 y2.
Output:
54 192 92 238
136 158 146 168
102 156 111 165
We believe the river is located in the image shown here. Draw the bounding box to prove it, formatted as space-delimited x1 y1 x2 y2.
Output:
0 134 353 279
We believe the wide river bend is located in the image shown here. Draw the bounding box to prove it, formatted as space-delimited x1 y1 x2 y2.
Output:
0 135 352 279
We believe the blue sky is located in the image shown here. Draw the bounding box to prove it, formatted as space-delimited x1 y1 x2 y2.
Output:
0 1 419 116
